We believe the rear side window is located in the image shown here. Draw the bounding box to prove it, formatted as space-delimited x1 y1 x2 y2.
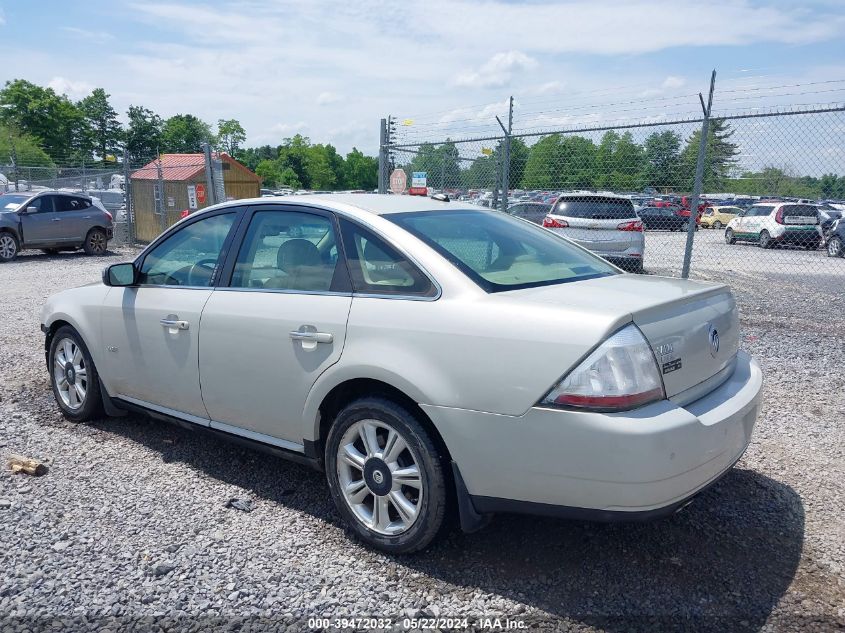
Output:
553 197 635 220
339 220 436 297
54 196 91 212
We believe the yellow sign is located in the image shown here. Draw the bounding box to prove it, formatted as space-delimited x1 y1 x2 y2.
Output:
402 119 414 126
481 148 493 156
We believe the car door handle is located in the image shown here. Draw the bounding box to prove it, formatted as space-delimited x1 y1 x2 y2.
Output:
51 218 62 222
160 318 189 330
289 330 333 344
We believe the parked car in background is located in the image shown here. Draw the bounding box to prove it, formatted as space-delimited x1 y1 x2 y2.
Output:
700 206 741 229
823 216 844 257
41 194 761 553
0 191 113 261
818 207 844 237
638 206 691 231
542 193 644 272
725 202 821 249
86 189 125 215
506 201 551 225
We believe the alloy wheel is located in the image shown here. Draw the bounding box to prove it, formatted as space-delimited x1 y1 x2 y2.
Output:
336 419 424 535
88 231 106 254
828 237 843 257
713 221 722 229
0 234 17 259
53 337 88 410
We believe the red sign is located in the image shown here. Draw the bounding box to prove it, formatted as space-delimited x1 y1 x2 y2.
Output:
389 169 407 194
408 186 428 196
195 183 207 204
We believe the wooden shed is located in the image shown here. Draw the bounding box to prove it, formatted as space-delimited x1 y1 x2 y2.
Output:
130 153 260 242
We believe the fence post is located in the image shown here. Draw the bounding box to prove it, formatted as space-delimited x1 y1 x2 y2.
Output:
498 96 514 213
202 142 217 205
681 70 716 278
378 118 387 194
122 146 134 245
81 159 87 193
156 157 167 233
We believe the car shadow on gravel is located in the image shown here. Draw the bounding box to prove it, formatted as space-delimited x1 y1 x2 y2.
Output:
84 412 804 632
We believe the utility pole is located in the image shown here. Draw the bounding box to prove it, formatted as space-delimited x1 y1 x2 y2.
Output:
681 70 716 279
202 142 217 205
495 96 514 212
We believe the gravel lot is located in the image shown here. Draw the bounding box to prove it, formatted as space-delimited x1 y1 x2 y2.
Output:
1 240 843 632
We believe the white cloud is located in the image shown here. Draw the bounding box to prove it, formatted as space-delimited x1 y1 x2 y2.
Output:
316 91 342 106
454 51 537 88
662 76 686 89
47 77 94 99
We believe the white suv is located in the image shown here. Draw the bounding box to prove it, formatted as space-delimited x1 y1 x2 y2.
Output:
725 202 821 250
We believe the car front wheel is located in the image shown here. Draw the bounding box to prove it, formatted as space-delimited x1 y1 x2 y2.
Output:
713 221 722 229
49 326 103 422
325 397 448 554
0 232 19 262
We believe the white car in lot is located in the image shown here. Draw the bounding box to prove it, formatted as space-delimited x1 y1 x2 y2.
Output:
41 195 762 553
725 202 822 249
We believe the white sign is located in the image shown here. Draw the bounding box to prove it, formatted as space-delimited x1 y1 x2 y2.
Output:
187 184 198 210
412 171 427 188
167 196 175 208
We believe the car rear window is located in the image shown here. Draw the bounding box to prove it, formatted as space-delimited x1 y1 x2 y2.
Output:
385 209 618 293
552 196 635 220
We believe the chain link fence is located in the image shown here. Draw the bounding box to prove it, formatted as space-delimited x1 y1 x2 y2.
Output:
378 88 845 288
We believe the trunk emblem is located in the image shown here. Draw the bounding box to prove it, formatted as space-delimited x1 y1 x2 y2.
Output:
708 326 720 357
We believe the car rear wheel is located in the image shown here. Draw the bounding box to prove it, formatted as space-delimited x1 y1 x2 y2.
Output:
0 232 19 262
49 326 103 422
759 230 772 249
83 228 108 256
325 397 448 554
713 221 722 229
725 228 736 244
827 236 844 257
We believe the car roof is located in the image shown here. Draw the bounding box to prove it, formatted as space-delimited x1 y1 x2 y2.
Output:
209 193 473 216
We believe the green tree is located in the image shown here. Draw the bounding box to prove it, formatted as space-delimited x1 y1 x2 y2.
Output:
78 88 122 162
343 148 378 190
0 79 87 162
642 130 682 192
0 125 55 167
462 154 497 189
161 114 214 153
238 145 277 172
522 134 597 189
680 119 739 191
125 105 164 162
217 118 246 155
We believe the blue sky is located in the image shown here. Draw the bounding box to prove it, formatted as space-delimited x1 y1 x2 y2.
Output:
0 0 843 155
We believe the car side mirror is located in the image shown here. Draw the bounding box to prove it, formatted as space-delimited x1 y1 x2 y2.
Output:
103 262 137 287
20 206 38 214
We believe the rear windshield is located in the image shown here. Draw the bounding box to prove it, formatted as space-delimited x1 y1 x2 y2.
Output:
552 196 635 220
782 204 818 217
385 209 618 293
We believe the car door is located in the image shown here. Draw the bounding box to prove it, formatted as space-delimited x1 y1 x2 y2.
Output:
198 205 352 446
18 195 59 245
99 209 242 421
53 195 94 242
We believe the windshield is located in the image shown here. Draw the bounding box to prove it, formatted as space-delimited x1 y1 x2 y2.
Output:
551 196 635 220
385 209 618 293
1 193 31 211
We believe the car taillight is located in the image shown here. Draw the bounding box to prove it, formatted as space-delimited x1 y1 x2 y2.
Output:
617 220 643 232
540 324 665 412
775 208 784 224
542 216 569 228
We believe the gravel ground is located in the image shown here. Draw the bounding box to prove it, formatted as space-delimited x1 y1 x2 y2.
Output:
0 243 843 632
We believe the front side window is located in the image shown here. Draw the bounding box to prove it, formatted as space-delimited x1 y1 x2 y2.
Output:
138 212 236 286
27 196 53 213
339 219 435 297
230 210 341 292
386 209 617 293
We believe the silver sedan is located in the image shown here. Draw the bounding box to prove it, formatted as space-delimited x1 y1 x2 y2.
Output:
41 194 762 553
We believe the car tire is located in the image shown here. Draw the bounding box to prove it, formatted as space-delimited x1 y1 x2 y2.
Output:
0 232 19 262
713 221 722 230
83 228 108 256
759 230 772 249
48 325 104 422
827 236 844 257
325 397 448 554
725 228 736 244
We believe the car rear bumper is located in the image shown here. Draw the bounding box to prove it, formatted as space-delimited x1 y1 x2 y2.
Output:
774 228 820 244
424 351 761 518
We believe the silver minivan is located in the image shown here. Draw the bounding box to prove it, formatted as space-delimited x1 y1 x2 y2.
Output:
542 193 645 272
